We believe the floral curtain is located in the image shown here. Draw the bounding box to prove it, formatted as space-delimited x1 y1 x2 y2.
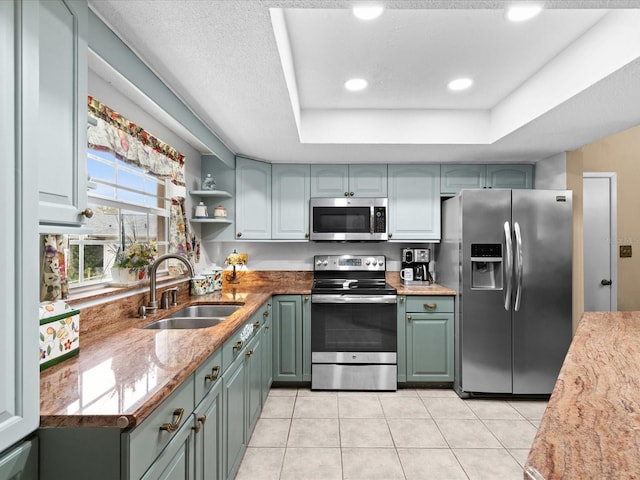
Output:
40 235 68 301
87 96 186 186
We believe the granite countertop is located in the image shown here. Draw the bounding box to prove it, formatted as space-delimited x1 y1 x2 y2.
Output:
525 311 640 479
40 271 454 430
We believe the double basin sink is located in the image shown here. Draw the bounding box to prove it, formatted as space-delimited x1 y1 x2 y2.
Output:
142 304 243 329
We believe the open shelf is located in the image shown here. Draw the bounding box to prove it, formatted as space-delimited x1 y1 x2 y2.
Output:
189 189 232 198
190 218 232 224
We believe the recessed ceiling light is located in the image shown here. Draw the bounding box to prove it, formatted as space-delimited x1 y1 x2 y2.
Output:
506 3 543 22
448 77 474 91
352 5 384 21
344 78 368 92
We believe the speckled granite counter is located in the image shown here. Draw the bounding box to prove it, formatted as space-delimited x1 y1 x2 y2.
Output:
525 311 640 479
40 271 454 430
387 271 456 296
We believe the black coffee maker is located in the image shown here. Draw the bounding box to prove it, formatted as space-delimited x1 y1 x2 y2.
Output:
400 248 434 285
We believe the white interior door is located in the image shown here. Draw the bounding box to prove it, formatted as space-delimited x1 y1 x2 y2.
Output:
583 173 617 311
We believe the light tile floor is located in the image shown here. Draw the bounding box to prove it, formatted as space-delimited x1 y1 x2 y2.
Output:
234 387 547 480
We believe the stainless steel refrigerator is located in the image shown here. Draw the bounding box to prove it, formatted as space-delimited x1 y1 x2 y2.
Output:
438 189 572 397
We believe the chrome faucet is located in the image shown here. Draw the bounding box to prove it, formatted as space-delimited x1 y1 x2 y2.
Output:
147 253 195 312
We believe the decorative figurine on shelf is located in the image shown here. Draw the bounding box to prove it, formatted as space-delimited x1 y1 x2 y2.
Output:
202 173 216 191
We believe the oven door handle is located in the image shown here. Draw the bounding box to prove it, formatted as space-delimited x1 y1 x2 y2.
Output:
311 294 397 304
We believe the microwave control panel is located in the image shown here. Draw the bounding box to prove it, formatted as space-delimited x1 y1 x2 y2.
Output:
373 207 386 233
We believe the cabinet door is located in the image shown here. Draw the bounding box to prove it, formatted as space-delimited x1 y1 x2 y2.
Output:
349 164 387 197
388 164 441 241
222 357 246 480
396 297 407 384
261 306 273 404
486 165 533 189
194 381 222 480
141 420 194 480
406 313 454 382
302 295 312 382
440 164 486 195
38 0 88 227
235 157 271 239
272 296 302 382
0 0 40 453
272 164 310 239
310 164 349 197
246 334 263 437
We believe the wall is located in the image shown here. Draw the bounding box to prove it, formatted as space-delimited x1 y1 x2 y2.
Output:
567 124 640 318
204 241 436 273
535 152 567 189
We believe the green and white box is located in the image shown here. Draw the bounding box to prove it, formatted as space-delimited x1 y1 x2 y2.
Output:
39 301 80 371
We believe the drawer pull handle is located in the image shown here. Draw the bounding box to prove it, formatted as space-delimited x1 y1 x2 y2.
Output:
246 349 254 357
424 303 437 311
254 320 261 328
160 408 184 433
205 365 220 382
192 415 207 433
407 315 412 322
233 340 244 352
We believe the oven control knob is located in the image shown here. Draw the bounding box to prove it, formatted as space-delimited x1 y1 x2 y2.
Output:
322 260 328 266
378 259 384 267
365 259 372 266
316 260 322 266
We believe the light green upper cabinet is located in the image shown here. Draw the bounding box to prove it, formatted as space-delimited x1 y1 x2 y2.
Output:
440 164 486 194
1 0 40 455
388 164 441 241
441 164 534 195
486 164 534 189
38 0 89 229
272 164 310 240
310 164 387 197
235 157 271 240
310 164 348 197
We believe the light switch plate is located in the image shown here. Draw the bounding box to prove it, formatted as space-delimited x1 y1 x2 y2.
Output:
620 245 632 258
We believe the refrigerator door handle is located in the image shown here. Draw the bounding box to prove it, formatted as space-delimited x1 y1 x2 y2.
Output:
503 221 513 311
514 221 523 311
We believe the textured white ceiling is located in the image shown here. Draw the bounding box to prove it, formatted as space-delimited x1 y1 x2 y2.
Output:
88 0 640 164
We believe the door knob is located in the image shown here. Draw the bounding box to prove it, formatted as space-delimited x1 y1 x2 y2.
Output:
601 279 612 286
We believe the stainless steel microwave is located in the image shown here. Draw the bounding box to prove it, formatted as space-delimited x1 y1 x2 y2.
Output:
310 197 388 241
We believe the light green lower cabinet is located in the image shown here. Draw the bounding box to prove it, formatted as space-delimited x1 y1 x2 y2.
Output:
222 350 247 480
398 296 454 384
141 419 194 480
38 300 273 480
261 303 273 404
302 295 311 382
272 295 303 382
194 380 223 480
0 438 38 480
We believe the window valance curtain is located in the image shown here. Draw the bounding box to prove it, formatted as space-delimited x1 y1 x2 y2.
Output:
87 96 186 187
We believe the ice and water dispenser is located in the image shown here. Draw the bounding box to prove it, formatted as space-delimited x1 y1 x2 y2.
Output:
470 244 503 290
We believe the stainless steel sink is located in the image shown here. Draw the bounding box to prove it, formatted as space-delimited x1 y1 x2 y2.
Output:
168 304 242 319
141 304 243 329
143 317 226 330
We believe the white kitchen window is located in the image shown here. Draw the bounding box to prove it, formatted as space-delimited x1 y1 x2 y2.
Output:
67 148 170 287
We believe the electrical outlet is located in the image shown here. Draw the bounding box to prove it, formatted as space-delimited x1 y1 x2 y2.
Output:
620 245 632 258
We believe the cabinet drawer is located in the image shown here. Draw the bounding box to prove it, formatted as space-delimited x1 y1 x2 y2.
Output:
406 297 453 313
126 375 195 480
222 316 260 372
194 348 222 403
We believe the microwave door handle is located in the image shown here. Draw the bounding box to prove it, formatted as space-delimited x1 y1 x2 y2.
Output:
370 206 375 233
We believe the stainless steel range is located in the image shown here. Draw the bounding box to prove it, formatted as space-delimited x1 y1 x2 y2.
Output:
311 255 397 391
